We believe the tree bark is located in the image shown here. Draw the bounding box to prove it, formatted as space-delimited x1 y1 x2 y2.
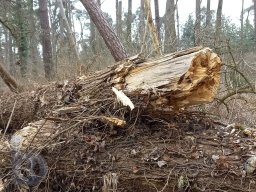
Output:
215 0 223 51
240 0 244 54
139 0 145 46
0 47 224 191
80 0 128 62
154 0 161 41
116 1 123 38
127 0 132 44
164 0 177 53
254 0 256 46
0 47 221 129
195 0 201 45
16 0 29 77
144 0 162 55
206 0 211 27
57 0 80 66
39 0 56 80
0 62 20 93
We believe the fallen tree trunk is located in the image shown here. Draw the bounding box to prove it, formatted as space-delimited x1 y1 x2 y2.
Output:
0 47 221 130
1 47 256 191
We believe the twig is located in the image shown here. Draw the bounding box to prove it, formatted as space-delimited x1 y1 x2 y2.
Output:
1 100 17 140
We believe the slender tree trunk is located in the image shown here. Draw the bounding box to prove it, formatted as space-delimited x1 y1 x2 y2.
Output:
164 0 177 53
144 0 162 55
8 33 15 76
253 0 256 46
206 0 211 27
195 0 201 45
29 0 39 77
154 0 161 41
127 0 132 44
117 1 122 38
240 0 244 54
139 0 145 46
80 0 128 61
57 0 80 69
176 2 180 47
39 0 56 80
215 0 223 50
90 18 96 54
4 29 9 67
0 28 4 65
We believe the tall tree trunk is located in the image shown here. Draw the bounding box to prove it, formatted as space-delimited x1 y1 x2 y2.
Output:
126 0 132 44
90 18 96 54
8 33 15 76
57 0 80 71
176 2 180 47
0 28 4 65
195 0 201 45
116 1 122 38
240 0 244 54
144 0 162 55
4 29 9 67
39 0 56 80
80 0 128 62
29 0 39 77
16 0 29 77
206 0 211 27
139 0 145 47
164 0 177 53
215 0 223 51
253 0 256 47
154 0 161 41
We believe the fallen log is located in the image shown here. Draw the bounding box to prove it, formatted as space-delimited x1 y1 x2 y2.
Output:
0 47 221 130
0 48 226 191
0 47 255 191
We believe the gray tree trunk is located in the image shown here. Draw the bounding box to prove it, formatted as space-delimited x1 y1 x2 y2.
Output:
253 0 256 46
57 0 80 64
16 0 28 77
154 0 161 41
127 0 132 44
116 1 122 38
240 0 244 53
164 0 177 53
215 0 223 50
206 0 211 27
195 0 201 45
139 0 145 46
39 0 56 80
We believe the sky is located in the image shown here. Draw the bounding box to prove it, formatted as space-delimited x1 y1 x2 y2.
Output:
99 0 254 27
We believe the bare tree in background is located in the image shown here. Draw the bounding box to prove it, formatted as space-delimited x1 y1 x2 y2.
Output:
240 0 244 53
253 0 256 46
57 0 80 70
154 0 161 41
139 0 145 46
206 0 211 28
176 2 180 46
195 0 201 45
39 0 56 80
164 0 177 53
80 0 128 61
116 1 122 38
215 0 223 51
127 0 132 43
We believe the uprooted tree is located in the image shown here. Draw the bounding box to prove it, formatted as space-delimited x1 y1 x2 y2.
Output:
0 1 256 192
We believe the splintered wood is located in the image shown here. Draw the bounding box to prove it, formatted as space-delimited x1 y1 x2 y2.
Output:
112 47 222 108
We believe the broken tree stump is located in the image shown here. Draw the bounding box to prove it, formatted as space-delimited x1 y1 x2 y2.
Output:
0 47 221 130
